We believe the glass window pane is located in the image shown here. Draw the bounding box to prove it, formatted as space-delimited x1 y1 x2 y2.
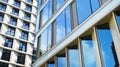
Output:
56 0 64 9
68 49 80 67
57 56 66 67
76 0 91 24
97 23 116 67
56 12 65 42
41 0 52 26
116 12 120 30
40 29 47 55
91 0 100 12
82 40 96 67
65 6 71 34
48 64 54 67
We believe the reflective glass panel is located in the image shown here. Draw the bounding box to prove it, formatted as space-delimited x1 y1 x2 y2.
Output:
48 63 54 67
41 0 52 26
68 49 80 67
97 23 116 67
56 0 64 9
91 0 100 12
76 0 91 24
56 12 65 42
82 39 96 67
57 56 66 67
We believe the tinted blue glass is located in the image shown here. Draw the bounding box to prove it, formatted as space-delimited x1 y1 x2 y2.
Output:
82 40 96 67
97 25 115 67
56 0 64 9
41 0 52 26
38 0 41 9
48 25 52 48
56 12 65 42
40 29 47 55
116 13 120 28
57 57 66 67
68 49 80 67
76 0 91 24
91 0 100 12
65 6 71 34
48 64 54 67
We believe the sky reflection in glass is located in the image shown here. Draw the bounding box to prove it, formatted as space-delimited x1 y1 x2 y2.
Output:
48 63 54 67
57 57 66 67
68 49 80 67
97 24 115 67
82 40 96 67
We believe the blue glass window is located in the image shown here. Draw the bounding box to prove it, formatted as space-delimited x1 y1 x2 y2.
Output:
24 12 31 20
21 31 28 40
38 0 41 10
0 13 4 21
26 4 32 12
76 0 100 24
12 8 19 16
57 55 66 67
56 6 71 43
7 26 15 36
41 0 52 26
9 17 17 26
1 49 11 61
116 12 120 30
0 3 6 11
4 37 13 48
81 36 96 67
97 23 116 67
27 0 33 4
56 0 64 10
68 47 80 67
2 0 8 3
19 41 27 52
14 0 20 7
22 21 29 30
40 25 52 55
48 62 54 67
17 53 25 64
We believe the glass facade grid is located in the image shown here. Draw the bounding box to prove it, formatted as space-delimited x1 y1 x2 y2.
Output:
0 3 6 11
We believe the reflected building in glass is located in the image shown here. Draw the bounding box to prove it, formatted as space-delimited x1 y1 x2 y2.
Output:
33 0 120 67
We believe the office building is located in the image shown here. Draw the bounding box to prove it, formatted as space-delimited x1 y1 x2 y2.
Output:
33 0 120 67
0 0 37 67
